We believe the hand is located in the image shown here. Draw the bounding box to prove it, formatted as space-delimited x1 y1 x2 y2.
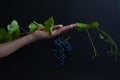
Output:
30 24 75 41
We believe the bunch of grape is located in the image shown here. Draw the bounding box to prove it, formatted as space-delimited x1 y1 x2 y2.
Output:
52 36 72 66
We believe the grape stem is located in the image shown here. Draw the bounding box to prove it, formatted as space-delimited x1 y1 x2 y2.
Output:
20 26 29 36
96 28 120 62
85 30 99 59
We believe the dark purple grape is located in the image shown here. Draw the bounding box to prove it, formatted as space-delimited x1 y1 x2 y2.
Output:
52 36 72 66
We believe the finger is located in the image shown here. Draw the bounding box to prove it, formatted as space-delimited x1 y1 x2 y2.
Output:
52 24 75 37
53 24 63 30
52 29 59 37
64 24 76 28
54 24 63 27
58 24 75 33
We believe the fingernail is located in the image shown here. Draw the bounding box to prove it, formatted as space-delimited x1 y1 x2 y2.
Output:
59 24 63 27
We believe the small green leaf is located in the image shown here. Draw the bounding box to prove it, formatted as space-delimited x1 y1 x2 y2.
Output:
33 21 44 28
44 16 54 36
7 20 20 40
75 22 90 31
7 20 20 34
28 21 43 32
89 21 99 28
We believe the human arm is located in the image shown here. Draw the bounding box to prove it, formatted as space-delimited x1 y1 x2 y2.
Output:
0 24 75 58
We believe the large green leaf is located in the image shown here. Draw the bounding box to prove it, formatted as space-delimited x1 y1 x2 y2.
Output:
0 28 12 43
44 16 54 36
7 20 20 40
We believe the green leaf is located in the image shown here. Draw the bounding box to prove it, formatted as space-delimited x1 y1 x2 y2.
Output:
75 22 90 31
89 21 99 28
28 21 43 32
0 28 12 43
7 20 20 40
44 16 54 36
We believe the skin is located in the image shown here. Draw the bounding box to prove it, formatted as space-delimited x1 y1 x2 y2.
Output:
0 24 75 58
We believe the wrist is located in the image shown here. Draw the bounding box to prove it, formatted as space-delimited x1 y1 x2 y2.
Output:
26 33 36 43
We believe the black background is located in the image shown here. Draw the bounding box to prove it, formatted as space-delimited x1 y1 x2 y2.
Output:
0 0 120 80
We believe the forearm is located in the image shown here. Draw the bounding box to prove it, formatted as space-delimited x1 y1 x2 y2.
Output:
0 33 34 58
